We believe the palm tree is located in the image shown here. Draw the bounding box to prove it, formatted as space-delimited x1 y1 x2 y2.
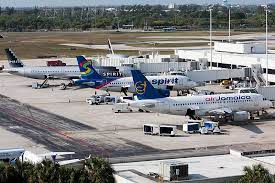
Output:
14 161 36 183
35 160 61 183
239 164 273 183
71 168 90 183
0 161 20 183
84 156 115 183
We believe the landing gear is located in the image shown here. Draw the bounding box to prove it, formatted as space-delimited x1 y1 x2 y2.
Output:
67 81 74 87
177 90 190 96
60 83 67 90
121 87 128 96
186 109 199 120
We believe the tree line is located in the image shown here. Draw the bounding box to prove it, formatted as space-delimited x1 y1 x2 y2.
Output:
0 4 274 31
0 156 114 183
0 156 275 183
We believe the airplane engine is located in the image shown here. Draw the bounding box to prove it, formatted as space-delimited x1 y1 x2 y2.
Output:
232 111 250 121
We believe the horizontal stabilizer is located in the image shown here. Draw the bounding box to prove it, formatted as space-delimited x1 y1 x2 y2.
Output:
38 152 75 157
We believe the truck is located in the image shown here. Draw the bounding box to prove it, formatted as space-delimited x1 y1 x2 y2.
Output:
47 60 66 67
86 93 110 105
112 103 133 113
159 125 177 136
182 123 200 133
143 124 160 135
86 96 100 105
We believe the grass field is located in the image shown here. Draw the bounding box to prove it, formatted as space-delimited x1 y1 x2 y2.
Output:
0 31 246 60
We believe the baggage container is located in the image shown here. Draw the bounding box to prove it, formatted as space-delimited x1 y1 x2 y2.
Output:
159 125 177 136
143 124 159 135
182 123 200 133
204 121 219 131
104 96 118 104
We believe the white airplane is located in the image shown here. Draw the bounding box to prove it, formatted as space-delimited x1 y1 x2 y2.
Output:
2 48 121 80
75 56 198 94
21 151 81 165
0 148 25 163
128 70 272 120
3 48 81 80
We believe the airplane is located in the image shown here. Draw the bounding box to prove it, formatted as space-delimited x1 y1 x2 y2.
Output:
128 70 272 120
3 48 81 80
21 151 82 165
0 148 25 163
74 56 198 94
2 48 121 88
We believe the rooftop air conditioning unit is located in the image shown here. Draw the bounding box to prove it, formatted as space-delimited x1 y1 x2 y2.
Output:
159 161 188 181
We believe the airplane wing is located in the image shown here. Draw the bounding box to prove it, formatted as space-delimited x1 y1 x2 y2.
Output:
141 103 156 108
122 99 135 103
189 105 200 110
38 152 75 157
58 159 83 166
81 81 96 86
208 108 232 115
121 85 130 88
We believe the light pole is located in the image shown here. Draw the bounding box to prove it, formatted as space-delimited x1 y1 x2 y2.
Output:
228 6 231 42
209 7 213 69
228 5 240 42
262 4 269 86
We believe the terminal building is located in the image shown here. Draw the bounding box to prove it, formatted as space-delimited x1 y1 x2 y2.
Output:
175 42 275 84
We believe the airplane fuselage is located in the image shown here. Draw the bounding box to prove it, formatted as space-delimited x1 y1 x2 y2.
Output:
4 67 197 91
77 75 198 91
3 66 80 80
130 93 272 116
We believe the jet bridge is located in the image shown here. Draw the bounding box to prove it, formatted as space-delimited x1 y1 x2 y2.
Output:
185 67 251 82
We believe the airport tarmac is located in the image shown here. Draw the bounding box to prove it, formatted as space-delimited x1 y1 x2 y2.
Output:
1 71 275 160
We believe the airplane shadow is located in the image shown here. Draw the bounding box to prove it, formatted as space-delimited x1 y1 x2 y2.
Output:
223 120 268 134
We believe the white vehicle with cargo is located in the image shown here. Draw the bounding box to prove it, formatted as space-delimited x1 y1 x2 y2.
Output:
143 124 160 135
112 103 133 113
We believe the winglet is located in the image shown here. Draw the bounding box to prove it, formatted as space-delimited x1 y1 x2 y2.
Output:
76 56 102 80
131 70 170 100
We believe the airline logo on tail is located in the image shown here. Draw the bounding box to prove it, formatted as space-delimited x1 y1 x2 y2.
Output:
131 70 170 100
76 56 102 80
79 60 93 76
135 81 147 94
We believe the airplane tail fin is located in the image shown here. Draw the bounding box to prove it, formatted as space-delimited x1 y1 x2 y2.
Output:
5 48 24 68
76 56 103 80
107 39 114 54
131 70 170 100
